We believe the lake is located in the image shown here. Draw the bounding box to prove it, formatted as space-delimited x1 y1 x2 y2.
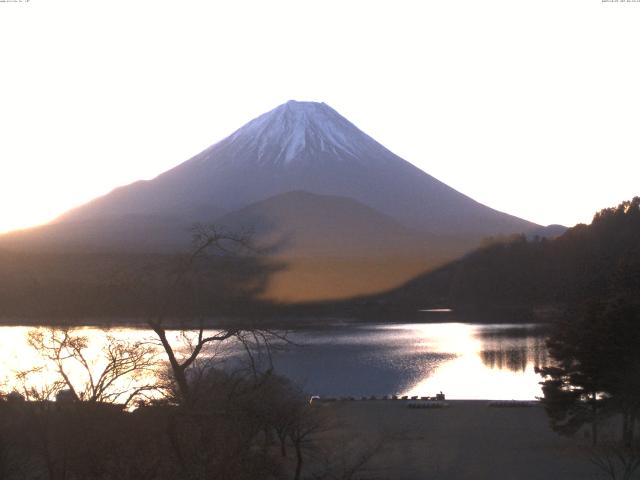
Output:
0 322 548 401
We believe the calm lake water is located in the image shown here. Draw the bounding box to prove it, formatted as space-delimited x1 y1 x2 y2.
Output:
268 322 548 400
0 322 548 401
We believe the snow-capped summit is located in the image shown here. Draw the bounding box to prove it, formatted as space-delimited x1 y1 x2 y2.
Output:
229 101 358 164
198 100 394 168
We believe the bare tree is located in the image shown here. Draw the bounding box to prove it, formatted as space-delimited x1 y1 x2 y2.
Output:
23 328 159 407
146 224 287 406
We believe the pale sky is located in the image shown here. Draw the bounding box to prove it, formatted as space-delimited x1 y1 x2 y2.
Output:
1 0 639 234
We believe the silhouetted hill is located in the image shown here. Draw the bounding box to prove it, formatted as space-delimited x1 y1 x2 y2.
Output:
214 191 474 301
217 190 429 257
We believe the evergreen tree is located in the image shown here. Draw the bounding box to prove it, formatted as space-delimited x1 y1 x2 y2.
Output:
537 299 640 446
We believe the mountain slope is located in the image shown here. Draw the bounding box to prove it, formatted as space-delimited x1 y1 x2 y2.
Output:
0 211 216 253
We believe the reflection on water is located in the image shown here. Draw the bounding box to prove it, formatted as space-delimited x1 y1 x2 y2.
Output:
479 334 548 373
270 323 548 400
0 322 549 401
0 327 161 402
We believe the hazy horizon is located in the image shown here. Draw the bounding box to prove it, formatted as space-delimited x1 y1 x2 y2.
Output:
2 1 639 233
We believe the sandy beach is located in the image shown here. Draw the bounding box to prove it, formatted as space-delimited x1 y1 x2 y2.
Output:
319 400 606 480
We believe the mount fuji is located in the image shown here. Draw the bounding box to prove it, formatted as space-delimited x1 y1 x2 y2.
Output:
1 101 541 301
57 100 535 236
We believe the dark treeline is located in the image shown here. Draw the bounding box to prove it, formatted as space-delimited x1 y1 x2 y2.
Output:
370 197 640 316
0 249 284 324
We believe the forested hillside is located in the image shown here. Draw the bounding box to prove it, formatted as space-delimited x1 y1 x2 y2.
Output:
379 198 640 313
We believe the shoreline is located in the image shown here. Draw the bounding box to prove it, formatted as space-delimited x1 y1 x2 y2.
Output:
0 314 555 331
313 398 541 404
